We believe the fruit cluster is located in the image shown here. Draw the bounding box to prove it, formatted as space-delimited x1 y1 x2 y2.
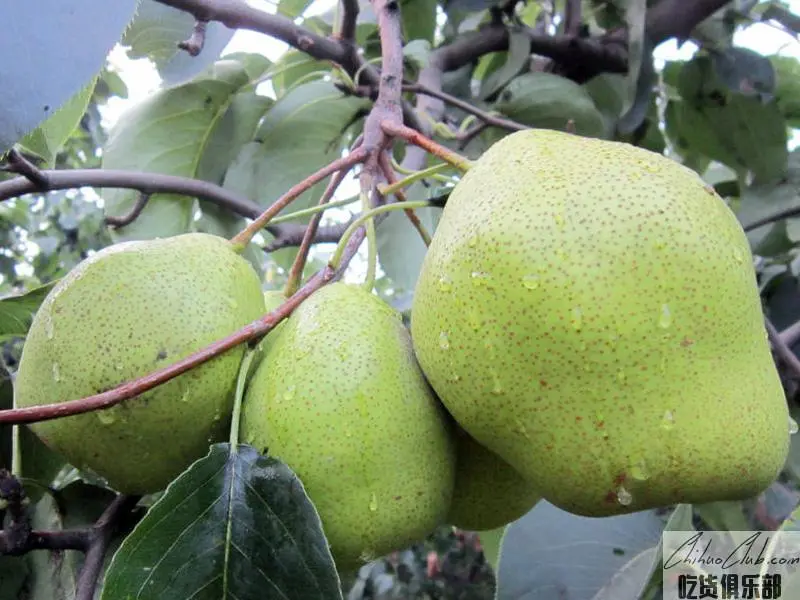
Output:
13 130 790 570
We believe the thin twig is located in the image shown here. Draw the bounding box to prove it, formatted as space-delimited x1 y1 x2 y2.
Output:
378 151 432 246
381 121 473 171
781 320 800 350
338 0 359 42
767 317 800 380
74 495 140 600
104 192 151 228
177 19 208 56
230 147 369 247
3 149 49 188
457 122 490 149
284 165 355 296
563 0 583 36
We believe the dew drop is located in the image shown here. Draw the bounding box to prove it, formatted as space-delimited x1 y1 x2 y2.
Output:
369 492 378 512
616 486 633 506
790 417 799 435
345 430 353 438
468 235 478 248
437 276 453 292
658 304 672 329
570 306 583 331
630 458 650 481
447 372 462 383
226 296 238 310
97 410 116 426
470 271 493 287
616 369 626 382
439 331 450 351
45 318 54 340
51 362 60 383
283 385 296 402
521 274 541 290
554 213 565 229
490 369 504 395
733 248 744 264
114 363 124 372
662 410 676 430
515 418 529 439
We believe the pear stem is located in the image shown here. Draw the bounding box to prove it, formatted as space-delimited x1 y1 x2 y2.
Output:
229 147 369 250
228 350 255 450
377 161 451 197
360 184 378 291
328 200 433 270
378 152 433 246
380 121 473 172
267 195 358 225
284 166 354 297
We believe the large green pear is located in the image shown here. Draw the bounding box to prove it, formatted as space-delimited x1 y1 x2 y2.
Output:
14 233 266 494
446 426 540 531
411 129 790 517
241 282 456 569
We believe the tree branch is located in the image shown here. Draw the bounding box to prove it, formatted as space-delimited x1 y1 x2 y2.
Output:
767 318 800 381
338 0 359 42
75 495 140 600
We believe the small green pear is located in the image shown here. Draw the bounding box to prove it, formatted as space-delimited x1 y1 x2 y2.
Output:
411 129 790 517
447 427 540 531
14 233 266 494
241 282 456 569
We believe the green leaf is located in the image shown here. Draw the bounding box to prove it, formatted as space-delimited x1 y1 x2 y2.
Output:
377 182 442 294
101 57 268 242
122 0 236 86
403 39 432 71
0 0 140 155
711 46 776 99
583 73 627 138
0 281 57 342
100 444 342 600
671 55 789 184
590 547 660 600
479 31 531 101
223 80 370 215
17 424 67 501
495 500 667 600
477 526 506 572
492 72 607 138
278 0 315 18
771 54 800 128
695 501 753 531
269 50 330 97
736 149 800 254
17 79 97 167
401 0 438 42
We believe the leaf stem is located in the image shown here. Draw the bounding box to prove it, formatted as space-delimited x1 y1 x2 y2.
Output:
377 161 452 197
228 350 255 450
361 189 378 291
229 147 369 249
267 195 358 225
381 120 474 172
329 200 433 270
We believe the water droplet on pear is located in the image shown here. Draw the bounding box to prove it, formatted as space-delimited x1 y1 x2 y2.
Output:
616 486 633 506
658 304 672 329
439 331 450 350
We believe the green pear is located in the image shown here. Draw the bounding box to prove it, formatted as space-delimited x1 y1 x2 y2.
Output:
241 282 456 569
447 426 540 531
14 233 266 494
410 129 790 517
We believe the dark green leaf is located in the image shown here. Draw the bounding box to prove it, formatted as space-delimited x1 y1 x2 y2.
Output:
695 501 752 531
479 31 531 101
269 51 330 97
0 0 140 154
401 0 438 43
583 73 627 137
0 281 57 342
492 72 607 138
17 424 67 502
101 443 342 600
712 46 776 99
477 526 505 572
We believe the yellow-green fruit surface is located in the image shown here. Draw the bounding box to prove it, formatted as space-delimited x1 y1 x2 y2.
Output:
410 129 790 517
446 427 540 531
14 233 266 495
241 282 456 569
